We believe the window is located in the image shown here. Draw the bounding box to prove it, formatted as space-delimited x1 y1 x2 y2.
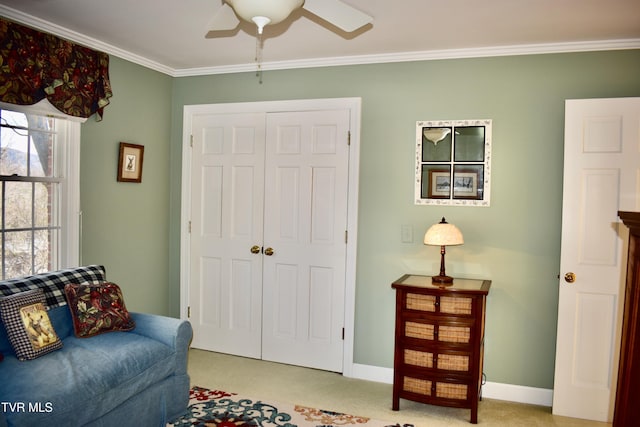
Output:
415 119 492 206
0 108 80 279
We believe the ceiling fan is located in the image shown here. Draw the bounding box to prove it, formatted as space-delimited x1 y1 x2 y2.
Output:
207 0 374 35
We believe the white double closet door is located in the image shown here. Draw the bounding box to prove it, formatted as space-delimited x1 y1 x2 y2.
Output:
186 101 353 373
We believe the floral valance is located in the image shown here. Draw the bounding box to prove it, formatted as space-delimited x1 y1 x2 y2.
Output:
0 18 113 120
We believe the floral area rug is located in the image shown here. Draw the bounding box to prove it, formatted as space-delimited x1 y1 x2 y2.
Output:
168 386 414 427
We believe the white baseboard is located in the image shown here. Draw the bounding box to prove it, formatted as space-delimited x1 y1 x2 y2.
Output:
349 363 553 407
351 363 395 384
482 382 553 407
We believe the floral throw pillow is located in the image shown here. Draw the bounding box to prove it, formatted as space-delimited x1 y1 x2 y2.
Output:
64 282 135 338
0 289 62 360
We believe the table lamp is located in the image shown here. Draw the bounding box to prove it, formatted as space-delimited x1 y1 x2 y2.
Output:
424 217 464 285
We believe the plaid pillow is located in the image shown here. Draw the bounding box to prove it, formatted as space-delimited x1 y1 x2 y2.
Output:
64 282 135 338
0 289 63 360
0 265 106 309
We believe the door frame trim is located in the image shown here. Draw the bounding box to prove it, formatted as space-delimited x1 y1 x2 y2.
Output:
180 97 362 376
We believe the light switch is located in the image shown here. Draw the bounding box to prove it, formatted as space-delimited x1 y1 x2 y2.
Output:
401 224 413 243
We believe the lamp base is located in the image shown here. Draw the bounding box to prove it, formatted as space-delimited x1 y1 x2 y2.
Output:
432 274 454 286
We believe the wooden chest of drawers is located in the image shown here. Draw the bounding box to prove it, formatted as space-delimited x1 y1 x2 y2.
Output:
391 274 491 424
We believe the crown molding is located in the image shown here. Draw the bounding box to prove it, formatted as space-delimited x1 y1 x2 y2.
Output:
174 39 640 77
2 4 639 78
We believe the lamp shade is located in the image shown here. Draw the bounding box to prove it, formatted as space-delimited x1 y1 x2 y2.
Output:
424 217 464 246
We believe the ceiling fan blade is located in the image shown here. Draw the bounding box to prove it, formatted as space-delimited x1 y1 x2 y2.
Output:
303 0 373 32
206 3 240 32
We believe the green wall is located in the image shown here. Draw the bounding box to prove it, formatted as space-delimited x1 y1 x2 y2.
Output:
80 57 173 315
82 49 640 391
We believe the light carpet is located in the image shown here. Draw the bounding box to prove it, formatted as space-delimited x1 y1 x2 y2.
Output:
168 386 414 427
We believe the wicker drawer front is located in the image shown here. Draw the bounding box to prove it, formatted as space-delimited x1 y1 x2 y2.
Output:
405 322 471 344
406 293 473 315
403 377 431 396
439 325 471 343
440 296 472 315
403 376 468 401
404 349 470 372
404 349 434 368
437 353 469 372
406 293 436 312
406 321 434 340
437 382 468 400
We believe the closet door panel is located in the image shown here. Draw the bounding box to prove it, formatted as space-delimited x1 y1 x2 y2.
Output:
262 109 350 372
189 112 265 359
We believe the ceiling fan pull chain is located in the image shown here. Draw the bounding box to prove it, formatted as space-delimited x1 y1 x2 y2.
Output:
255 30 264 84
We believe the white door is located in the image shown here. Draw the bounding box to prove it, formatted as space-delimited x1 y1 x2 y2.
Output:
261 110 350 372
553 98 640 421
185 101 357 373
188 112 266 358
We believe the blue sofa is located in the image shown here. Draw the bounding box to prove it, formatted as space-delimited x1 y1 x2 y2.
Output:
0 266 192 427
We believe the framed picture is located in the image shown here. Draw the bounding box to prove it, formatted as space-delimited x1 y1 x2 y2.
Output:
117 142 144 183
428 170 451 198
453 170 480 199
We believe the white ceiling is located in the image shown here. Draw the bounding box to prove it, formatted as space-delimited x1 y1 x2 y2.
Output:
1 0 639 77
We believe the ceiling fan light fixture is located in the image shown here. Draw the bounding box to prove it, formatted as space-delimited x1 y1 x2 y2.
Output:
227 0 304 30
252 16 271 34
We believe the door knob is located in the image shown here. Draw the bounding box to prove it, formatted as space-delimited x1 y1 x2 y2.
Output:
250 245 261 254
264 247 274 256
564 272 576 283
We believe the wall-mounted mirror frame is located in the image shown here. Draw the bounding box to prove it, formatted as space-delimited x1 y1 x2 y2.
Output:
415 119 492 206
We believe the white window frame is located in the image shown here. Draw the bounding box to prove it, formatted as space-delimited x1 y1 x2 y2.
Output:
0 100 82 276
58 119 81 268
